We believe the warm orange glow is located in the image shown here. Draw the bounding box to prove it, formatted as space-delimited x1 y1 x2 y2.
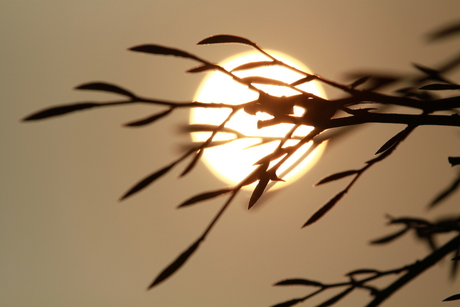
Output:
190 51 327 189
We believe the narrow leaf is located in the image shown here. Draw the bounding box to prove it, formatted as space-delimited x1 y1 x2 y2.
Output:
129 44 199 61
274 278 323 287
180 149 203 177
197 34 257 47
120 163 175 200
186 64 215 73
271 298 304 307
241 76 288 87
413 63 448 82
315 170 358 186
428 22 460 41
370 227 409 244
177 188 234 208
443 293 460 301
349 76 370 89
231 61 275 72
148 239 202 289
346 269 380 276
375 128 409 154
303 191 345 227
428 175 460 208
419 83 460 90
124 108 173 127
317 287 354 307
75 82 135 98
248 175 270 209
290 75 315 86
449 156 460 166
22 102 99 120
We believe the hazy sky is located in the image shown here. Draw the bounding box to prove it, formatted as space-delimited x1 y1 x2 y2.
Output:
2 1 460 306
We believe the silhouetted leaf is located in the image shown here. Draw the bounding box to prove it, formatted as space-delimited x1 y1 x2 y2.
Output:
449 156 460 166
241 76 288 86
274 278 323 287
303 191 345 227
370 227 409 244
428 22 460 42
148 238 202 289
180 149 203 177
248 174 270 209
124 108 173 127
413 63 448 82
197 34 257 47
231 61 276 72
120 163 175 200
443 293 460 301
290 75 316 86
271 298 304 307
375 128 410 154
129 44 199 61
317 286 354 307
428 175 460 208
346 269 380 276
419 83 460 90
177 188 234 208
75 82 135 98
22 102 99 120
349 76 370 89
186 64 216 73
315 170 358 186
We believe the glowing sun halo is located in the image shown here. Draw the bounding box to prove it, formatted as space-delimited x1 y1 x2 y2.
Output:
190 51 327 190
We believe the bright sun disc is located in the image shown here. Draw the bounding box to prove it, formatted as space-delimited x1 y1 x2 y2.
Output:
191 50 327 190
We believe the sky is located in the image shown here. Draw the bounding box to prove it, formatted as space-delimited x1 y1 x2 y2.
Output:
2 1 460 306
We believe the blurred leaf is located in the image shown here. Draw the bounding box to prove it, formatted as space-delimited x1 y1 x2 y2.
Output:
148 238 202 289
248 174 270 209
129 44 199 61
315 170 358 186
375 128 410 155
274 278 323 287
120 163 175 200
75 82 135 98
22 102 99 120
303 191 345 227
389 217 431 228
290 75 316 86
241 76 288 86
449 156 460 166
197 34 257 47
443 293 460 301
186 64 215 73
231 61 275 72
413 63 449 82
349 76 370 89
182 124 243 137
428 175 460 208
177 189 234 208
428 22 460 42
419 83 460 90
346 269 380 276
124 108 173 127
180 149 203 177
370 227 409 244
271 298 304 307
317 286 354 307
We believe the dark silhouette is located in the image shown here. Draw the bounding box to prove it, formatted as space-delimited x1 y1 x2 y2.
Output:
23 20 460 306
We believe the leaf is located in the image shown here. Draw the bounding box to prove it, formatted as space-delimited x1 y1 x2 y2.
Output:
248 174 270 209
271 298 304 307
120 163 175 200
274 278 323 287
315 170 358 186
230 61 276 72
443 293 460 301
186 64 216 73
180 149 203 177
317 287 354 307
75 82 135 98
241 76 288 86
428 22 460 42
428 175 460 208
375 128 410 155
177 188 234 208
197 34 257 47
303 191 345 227
124 108 173 127
22 102 100 120
419 83 460 90
449 156 460 166
148 238 202 289
129 44 199 61
346 269 380 276
290 75 316 86
370 227 409 244
412 63 448 82
349 76 370 89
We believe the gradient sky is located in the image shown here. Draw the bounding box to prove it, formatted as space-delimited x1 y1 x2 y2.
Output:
2 1 460 306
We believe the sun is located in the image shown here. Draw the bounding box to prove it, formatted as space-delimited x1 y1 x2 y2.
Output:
190 50 326 189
